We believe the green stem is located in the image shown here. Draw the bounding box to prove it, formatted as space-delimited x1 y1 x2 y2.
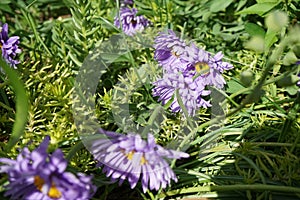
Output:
141 105 163 138
20 9 52 56
232 152 266 184
159 184 300 198
65 140 84 161
252 142 300 148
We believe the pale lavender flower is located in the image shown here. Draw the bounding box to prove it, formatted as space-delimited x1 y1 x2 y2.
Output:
154 30 188 72
0 23 21 67
90 129 189 193
152 71 211 116
0 136 96 200
152 30 233 116
183 43 233 89
114 7 150 36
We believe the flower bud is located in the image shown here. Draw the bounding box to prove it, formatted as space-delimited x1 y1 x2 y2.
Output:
292 44 300 58
240 70 254 87
245 36 265 53
265 10 288 32
282 51 298 66
277 75 299 87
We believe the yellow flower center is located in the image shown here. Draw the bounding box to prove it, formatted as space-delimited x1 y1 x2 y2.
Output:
124 150 148 165
34 176 44 191
140 156 148 165
48 185 62 199
195 62 210 75
126 150 135 160
171 50 180 58
34 176 62 199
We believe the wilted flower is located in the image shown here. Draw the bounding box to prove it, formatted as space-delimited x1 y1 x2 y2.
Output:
114 7 150 36
152 71 211 116
90 129 189 192
183 43 233 89
0 136 96 200
0 23 21 67
154 30 188 72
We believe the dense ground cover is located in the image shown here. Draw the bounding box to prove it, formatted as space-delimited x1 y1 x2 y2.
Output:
0 0 300 199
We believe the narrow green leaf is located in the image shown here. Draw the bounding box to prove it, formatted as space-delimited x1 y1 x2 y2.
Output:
256 0 278 3
0 0 12 4
236 2 280 16
0 58 28 151
20 9 52 56
209 0 234 12
68 52 82 67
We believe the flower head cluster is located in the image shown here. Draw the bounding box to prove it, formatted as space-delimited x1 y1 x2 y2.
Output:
0 136 96 200
90 129 189 193
152 30 233 116
153 72 211 116
0 23 21 67
114 7 150 36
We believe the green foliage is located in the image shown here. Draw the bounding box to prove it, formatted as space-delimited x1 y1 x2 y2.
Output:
0 0 300 199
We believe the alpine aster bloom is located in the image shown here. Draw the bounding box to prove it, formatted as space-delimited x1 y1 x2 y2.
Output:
183 43 233 89
90 129 189 192
154 30 188 72
152 30 233 116
114 7 150 36
0 23 21 67
152 72 211 116
0 136 96 200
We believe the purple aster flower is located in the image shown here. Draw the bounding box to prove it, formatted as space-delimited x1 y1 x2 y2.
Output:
0 23 21 67
114 7 150 36
183 43 233 89
0 136 96 200
154 30 188 72
120 0 134 6
90 129 189 193
152 71 211 116
152 30 234 116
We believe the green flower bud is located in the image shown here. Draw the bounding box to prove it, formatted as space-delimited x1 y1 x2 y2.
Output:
277 75 299 87
265 10 288 32
292 45 300 58
245 36 265 53
283 51 298 66
240 70 254 87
